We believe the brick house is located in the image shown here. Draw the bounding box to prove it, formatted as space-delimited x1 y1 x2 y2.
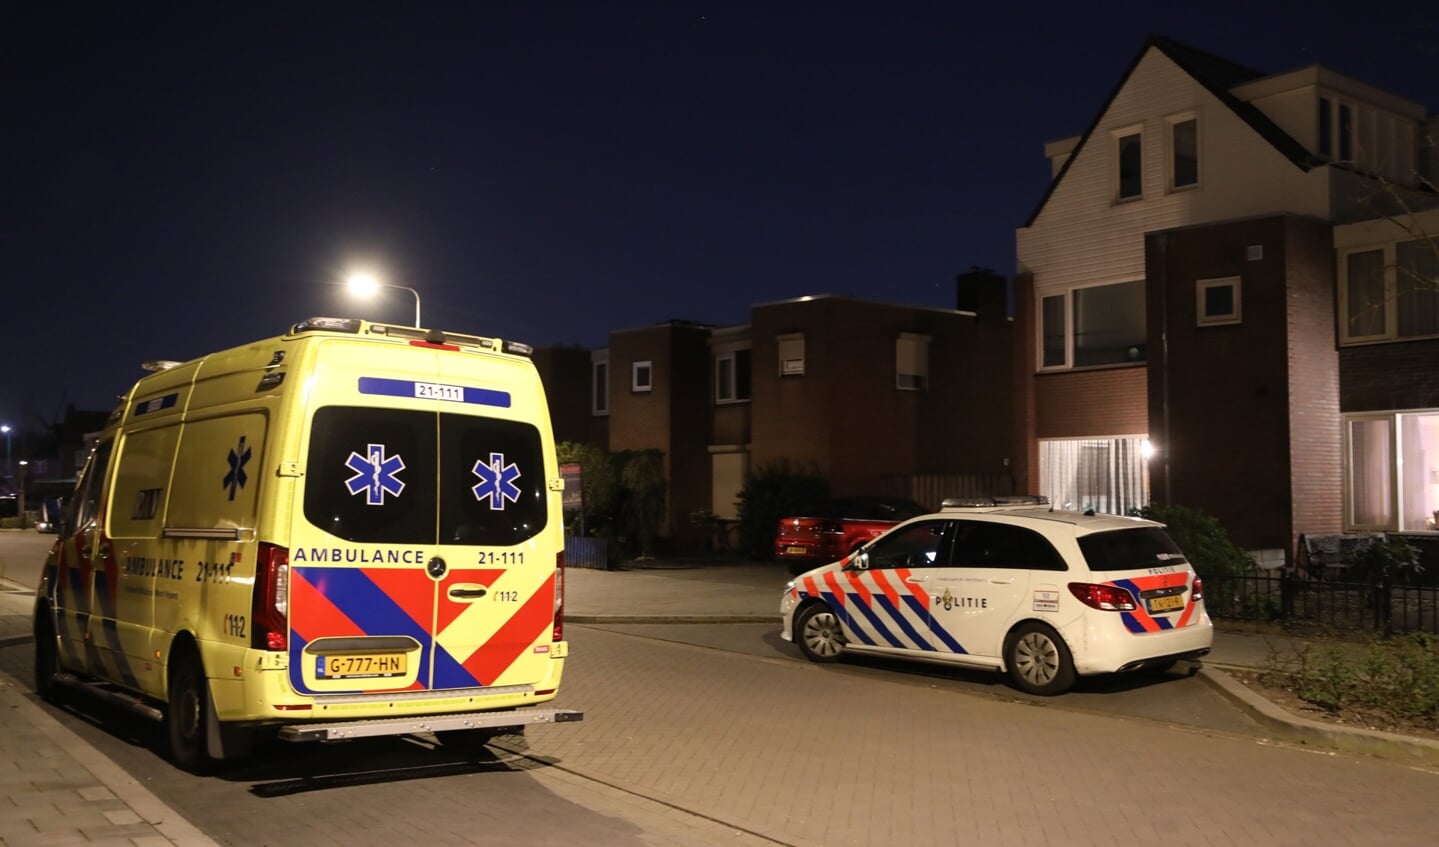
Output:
539 278 1013 551
1013 35 1437 560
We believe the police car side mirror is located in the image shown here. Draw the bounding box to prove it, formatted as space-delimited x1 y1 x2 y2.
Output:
848 551 870 571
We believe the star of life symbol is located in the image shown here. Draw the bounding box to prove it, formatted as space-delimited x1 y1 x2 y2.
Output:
345 443 407 506
472 452 522 510
223 436 251 502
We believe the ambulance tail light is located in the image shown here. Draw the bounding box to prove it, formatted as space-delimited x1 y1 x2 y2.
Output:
252 542 290 651
553 552 565 642
1067 582 1137 612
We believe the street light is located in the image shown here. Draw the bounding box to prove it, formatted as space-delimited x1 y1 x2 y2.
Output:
345 273 422 328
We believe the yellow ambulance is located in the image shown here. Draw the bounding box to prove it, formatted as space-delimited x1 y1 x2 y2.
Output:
33 317 581 772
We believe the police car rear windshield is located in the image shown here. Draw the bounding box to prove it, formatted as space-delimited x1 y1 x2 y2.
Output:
304 407 547 546
1077 527 1188 572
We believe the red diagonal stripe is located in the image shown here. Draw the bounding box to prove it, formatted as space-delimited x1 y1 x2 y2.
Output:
363 568 438 633
290 570 364 644
461 574 555 685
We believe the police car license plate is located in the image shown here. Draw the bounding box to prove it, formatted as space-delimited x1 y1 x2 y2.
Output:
317 653 407 679
786 546 807 555
1147 594 1185 614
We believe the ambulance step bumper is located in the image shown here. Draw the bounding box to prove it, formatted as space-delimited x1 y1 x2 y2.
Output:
277 708 585 743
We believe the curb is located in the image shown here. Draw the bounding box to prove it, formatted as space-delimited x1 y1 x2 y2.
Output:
1197 666 1439 767
568 614 774 625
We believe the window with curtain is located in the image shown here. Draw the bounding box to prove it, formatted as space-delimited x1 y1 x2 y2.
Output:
1348 417 1393 528
1345 249 1386 339
1039 437 1150 516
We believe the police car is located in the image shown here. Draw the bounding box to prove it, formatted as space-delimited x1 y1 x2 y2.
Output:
780 496 1213 695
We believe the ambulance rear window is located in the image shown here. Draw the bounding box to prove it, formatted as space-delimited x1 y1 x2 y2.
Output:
304 406 547 545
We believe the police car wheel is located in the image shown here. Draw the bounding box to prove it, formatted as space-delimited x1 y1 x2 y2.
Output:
33 611 62 702
1005 622 1075 696
795 603 844 663
167 652 213 773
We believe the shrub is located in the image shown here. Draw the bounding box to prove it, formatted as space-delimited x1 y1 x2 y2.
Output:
735 462 829 560
1133 504 1254 581
556 442 617 536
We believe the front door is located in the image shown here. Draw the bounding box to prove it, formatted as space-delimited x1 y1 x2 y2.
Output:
838 519 951 653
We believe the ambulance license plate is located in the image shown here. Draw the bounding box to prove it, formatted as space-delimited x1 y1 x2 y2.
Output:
786 546 807 555
1147 594 1185 614
317 653 407 679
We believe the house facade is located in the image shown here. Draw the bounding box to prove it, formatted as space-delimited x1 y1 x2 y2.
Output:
539 282 1013 551
1014 36 1437 559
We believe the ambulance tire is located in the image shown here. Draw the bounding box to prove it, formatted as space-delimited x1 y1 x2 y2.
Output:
1004 622 1076 696
33 610 63 703
794 603 844 663
166 650 214 774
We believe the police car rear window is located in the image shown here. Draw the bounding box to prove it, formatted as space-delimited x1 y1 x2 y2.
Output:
1077 527 1188 572
304 407 547 545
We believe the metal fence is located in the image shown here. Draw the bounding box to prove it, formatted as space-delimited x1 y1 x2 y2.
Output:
1204 571 1439 636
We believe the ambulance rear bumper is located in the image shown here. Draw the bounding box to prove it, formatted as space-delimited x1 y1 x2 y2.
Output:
277 707 584 742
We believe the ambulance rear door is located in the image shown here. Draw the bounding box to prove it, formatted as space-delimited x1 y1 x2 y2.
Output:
285 342 556 696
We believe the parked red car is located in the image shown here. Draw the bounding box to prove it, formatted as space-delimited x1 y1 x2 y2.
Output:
774 497 929 572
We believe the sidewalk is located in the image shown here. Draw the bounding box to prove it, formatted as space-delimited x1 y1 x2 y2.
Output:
2 559 1437 846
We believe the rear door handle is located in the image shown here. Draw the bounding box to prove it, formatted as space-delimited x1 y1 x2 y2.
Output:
448 585 489 600
989 578 1015 585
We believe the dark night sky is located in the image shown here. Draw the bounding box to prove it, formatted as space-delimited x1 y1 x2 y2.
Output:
3 1 1435 432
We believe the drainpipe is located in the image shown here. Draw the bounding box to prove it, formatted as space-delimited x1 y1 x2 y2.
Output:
1157 231 1172 506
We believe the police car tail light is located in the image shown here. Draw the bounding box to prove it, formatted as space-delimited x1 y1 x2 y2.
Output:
252 542 290 651
1191 577 1204 602
1067 582 1137 612
553 552 565 642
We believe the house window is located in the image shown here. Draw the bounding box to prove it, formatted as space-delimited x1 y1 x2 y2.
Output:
895 333 930 391
1169 115 1198 189
1318 96 1332 157
1346 411 1439 532
1041 294 1067 368
632 361 653 393
1039 436 1150 516
1196 276 1241 326
715 349 752 403
1038 282 1146 370
1073 281 1145 367
1341 240 1439 343
1338 103 1353 161
1116 129 1143 200
591 352 609 416
777 333 805 376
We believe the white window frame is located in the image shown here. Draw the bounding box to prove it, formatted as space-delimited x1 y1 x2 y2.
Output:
1338 239 1439 345
1112 124 1144 202
1036 280 1146 372
1342 411 1439 534
631 360 653 393
715 349 752 404
895 332 930 391
777 333 805 376
1195 276 1241 327
1166 111 1199 191
590 350 609 416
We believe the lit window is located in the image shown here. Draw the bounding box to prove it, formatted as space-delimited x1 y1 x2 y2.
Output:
1196 277 1241 326
896 333 930 391
1073 281 1145 367
632 361 652 393
777 333 805 376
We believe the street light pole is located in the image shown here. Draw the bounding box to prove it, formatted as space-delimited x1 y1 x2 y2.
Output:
1 424 10 477
344 274 422 328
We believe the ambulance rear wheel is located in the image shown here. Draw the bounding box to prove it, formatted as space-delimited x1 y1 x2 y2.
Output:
795 603 844 663
167 651 213 774
33 611 62 702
